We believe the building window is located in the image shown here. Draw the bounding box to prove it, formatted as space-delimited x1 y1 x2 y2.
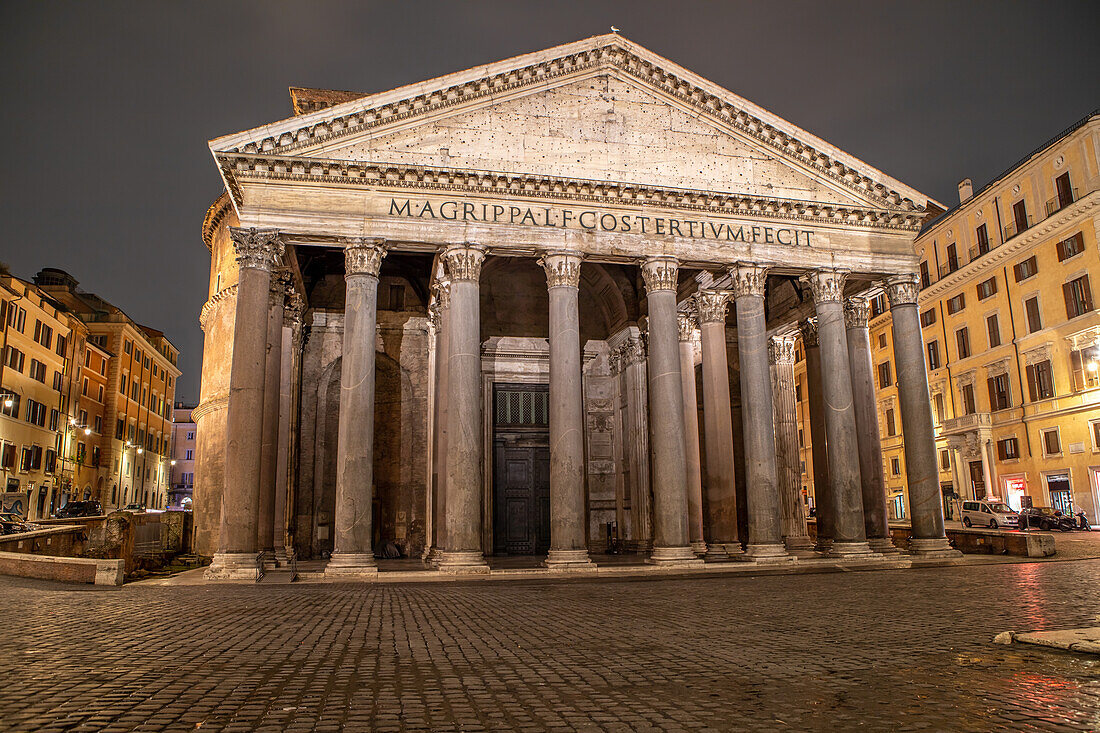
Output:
28 359 46 383
920 308 936 327
1009 199 1029 238
798 429 804 448
94 415 102 433
877 361 892 389
927 341 940 370
939 449 951 471
891 457 901 476
0 395 18 419
976 277 997 300
186 431 195 440
997 437 1020 460
185 449 193 460
124 340 132 355
48 409 59 431
32 320 53 349
25 400 47 427
961 384 977 415
947 293 966 314
1070 344 1100 391
4 345 25 373
1091 419 1100 450
1063 275 1094 320
1050 172 1076 213
885 408 896 437
870 294 887 317
1041 428 1061 456
986 314 1001 348
1057 232 1085 261
920 261 931 288
946 243 959 273
55 334 67 357
975 224 990 255
877 332 887 349
1025 297 1042 333
1014 256 1038 282
1026 360 1055 401
956 328 970 359
987 373 1011 411
6 304 26 332
933 393 946 424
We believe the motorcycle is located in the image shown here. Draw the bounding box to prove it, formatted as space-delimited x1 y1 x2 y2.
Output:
1077 510 1092 531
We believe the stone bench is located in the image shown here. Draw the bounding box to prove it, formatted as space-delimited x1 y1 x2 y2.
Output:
0 550 123 586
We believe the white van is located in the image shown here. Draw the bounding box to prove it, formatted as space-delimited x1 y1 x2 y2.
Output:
961 500 1019 529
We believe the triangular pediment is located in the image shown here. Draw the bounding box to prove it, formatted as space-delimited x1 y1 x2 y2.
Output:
212 34 940 215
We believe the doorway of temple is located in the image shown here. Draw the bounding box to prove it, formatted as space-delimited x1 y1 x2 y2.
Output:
492 384 551 556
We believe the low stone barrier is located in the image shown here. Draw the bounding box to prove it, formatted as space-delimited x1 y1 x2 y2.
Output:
806 520 1055 557
0 549 123 586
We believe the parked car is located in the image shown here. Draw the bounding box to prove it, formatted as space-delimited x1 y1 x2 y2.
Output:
121 503 146 513
1019 506 1076 532
960 500 1018 529
0 512 30 535
54 501 103 519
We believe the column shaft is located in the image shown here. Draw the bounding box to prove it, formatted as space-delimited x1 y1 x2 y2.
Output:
808 270 872 557
642 258 701 566
428 278 450 565
801 319 833 552
257 279 285 560
885 275 958 557
769 336 814 554
678 315 707 556
844 297 897 553
206 228 283 580
542 253 595 570
439 244 490 572
731 265 790 562
326 240 386 576
273 294 302 565
696 291 741 558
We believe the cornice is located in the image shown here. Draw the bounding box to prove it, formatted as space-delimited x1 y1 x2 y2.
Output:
219 154 925 232
201 192 233 251
213 39 929 215
921 191 1100 302
192 394 228 422
199 285 238 332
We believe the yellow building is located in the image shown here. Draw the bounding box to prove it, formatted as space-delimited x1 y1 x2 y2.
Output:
796 110 1099 524
0 273 75 518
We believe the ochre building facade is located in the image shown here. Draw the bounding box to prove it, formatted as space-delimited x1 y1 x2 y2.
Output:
196 35 958 579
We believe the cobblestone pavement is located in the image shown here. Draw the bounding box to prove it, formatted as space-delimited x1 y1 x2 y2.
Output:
2 560 1100 732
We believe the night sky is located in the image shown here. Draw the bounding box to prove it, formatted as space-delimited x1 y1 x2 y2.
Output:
1 1 1097 402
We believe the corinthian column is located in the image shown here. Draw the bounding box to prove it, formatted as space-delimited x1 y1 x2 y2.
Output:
694 289 742 559
677 312 707 556
769 335 814 555
800 317 833 553
806 270 873 558
885 275 959 558
844 296 898 554
273 292 304 566
641 257 702 566
325 238 387 577
539 252 596 571
257 271 287 565
730 264 791 563
438 243 490 573
206 227 283 580
428 276 450 565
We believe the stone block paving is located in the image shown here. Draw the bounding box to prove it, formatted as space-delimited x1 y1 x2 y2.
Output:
2 560 1100 732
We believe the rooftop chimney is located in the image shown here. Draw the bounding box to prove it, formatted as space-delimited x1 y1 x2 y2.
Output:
958 178 974 204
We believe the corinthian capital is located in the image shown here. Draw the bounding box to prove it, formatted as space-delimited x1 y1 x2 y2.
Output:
230 227 283 271
270 270 291 308
677 312 698 342
768 335 797 365
640 256 678 293
884 274 920 307
693 290 730 324
799 317 819 347
804 268 848 304
441 243 487 282
729 262 768 299
843 296 870 329
284 292 305 328
430 277 451 312
538 251 583 289
343 238 387 277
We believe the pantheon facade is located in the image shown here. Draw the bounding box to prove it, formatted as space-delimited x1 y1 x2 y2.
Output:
196 34 958 579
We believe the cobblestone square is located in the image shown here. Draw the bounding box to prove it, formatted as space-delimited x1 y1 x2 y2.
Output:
2 559 1100 731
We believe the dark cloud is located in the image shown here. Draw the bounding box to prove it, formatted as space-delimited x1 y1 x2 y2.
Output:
1 0 1097 401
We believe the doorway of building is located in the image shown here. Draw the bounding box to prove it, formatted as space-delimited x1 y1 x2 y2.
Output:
968 461 985 499
1046 473 1073 514
491 384 551 556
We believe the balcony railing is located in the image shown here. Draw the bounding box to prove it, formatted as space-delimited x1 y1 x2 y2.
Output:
942 411 992 435
1003 216 1034 242
1046 188 1079 216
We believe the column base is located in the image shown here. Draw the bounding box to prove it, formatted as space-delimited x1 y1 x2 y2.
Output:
704 542 743 561
814 538 833 555
784 535 818 558
273 547 290 567
744 543 796 564
324 552 378 578
204 552 263 581
545 549 597 572
424 546 441 566
647 546 705 567
868 537 901 554
260 549 278 571
827 541 879 560
690 540 709 557
437 550 490 574
908 537 963 558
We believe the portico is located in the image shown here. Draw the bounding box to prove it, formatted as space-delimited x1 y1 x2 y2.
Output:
198 33 958 580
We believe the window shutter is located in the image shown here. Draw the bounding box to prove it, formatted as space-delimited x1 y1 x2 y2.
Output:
1082 274 1093 313
1064 281 1075 319
1026 364 1038 402
1013 262 1022 282
987 377 996 409
997 441 1006 461
1056 239 1067 261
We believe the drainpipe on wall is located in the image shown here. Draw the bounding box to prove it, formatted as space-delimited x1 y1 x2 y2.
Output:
1002 264 1033 460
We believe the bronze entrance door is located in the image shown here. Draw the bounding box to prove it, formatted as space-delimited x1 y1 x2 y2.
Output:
492 385 550 556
